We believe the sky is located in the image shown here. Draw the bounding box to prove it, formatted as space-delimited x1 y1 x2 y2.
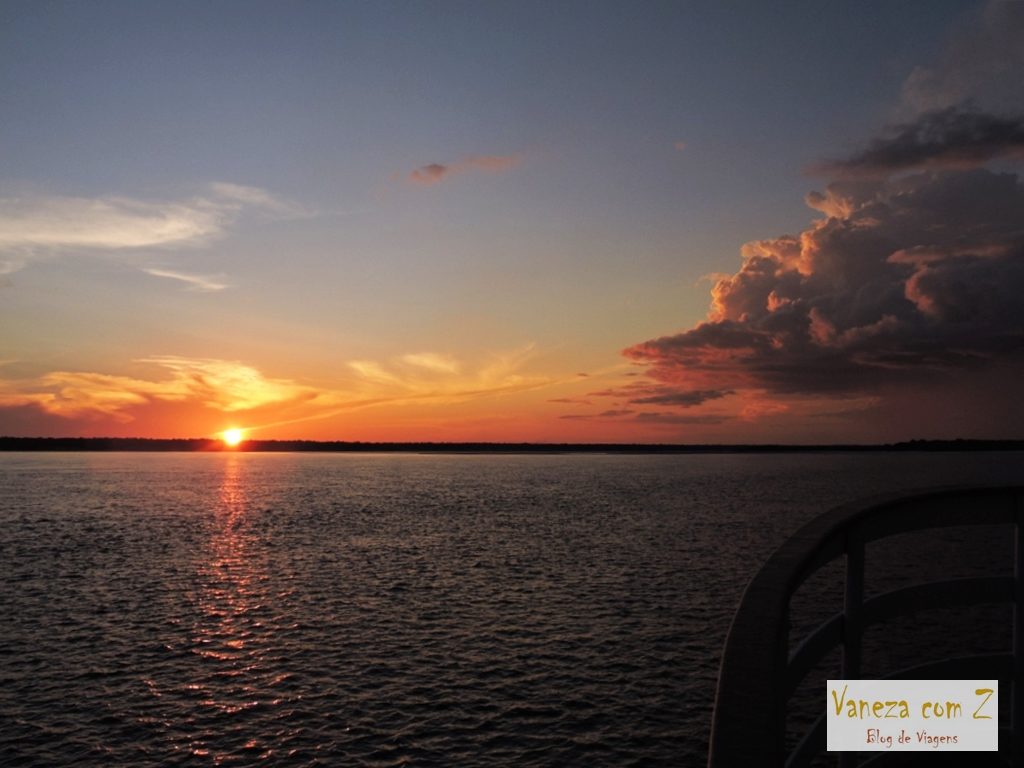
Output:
1 0 1023 443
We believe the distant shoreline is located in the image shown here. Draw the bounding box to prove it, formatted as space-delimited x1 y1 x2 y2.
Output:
1 437 1022 454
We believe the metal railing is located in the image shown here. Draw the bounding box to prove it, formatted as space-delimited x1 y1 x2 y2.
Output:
707 486 1024 767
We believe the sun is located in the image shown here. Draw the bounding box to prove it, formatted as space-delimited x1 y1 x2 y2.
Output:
221 428 245 447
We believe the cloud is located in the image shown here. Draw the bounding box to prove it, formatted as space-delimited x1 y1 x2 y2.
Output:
813 107 1024 178
139 357 319 412
626 165 1024 407
0 357 319 422
628 388 734 407
0 183 298 276
0 344 557 432
551 381 735 424
208 182 308 217
347 360 402 385
143 268 228 292
408 164 450 185
406 154 522 186
400 352 460 374
347 345 548 403
0 196 218 252
586 382 733 408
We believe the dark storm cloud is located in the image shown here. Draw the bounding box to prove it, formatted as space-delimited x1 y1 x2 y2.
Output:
624 166 1024 399
813 107 1024 178
628 388 734 407
586 383 734 408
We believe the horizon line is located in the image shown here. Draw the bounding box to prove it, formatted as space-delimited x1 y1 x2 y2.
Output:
1 436 1022 454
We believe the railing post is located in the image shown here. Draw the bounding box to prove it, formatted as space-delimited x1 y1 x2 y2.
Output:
840 530 865 768
1014 492 1024 764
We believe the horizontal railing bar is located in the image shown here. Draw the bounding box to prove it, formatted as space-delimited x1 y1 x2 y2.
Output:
790 487 1018 591
858 494 1015 543
862 576 1014 626
882 652 1013 681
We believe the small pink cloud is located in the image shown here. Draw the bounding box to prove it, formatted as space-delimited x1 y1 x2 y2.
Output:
408 163 450 185
406 154 522 186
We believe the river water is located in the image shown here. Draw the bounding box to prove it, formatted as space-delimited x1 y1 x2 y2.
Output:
1 451 1022 766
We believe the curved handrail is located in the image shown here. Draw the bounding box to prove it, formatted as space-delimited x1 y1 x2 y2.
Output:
707 485 1024 767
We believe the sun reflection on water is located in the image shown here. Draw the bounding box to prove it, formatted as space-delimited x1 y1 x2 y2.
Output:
180 455 284 762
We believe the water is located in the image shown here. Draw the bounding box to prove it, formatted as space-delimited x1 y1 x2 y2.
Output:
1 451 1022 767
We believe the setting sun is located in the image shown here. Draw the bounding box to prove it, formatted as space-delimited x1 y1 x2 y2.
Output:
221 428 244 447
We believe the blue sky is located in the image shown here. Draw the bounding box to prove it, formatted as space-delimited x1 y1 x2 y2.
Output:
2 1 1021 442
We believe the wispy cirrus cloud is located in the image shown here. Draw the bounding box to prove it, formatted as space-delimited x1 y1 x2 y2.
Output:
142 268 229 292
0 182 302 277
406 154 522 186
400 352 461 374
347 345 548 403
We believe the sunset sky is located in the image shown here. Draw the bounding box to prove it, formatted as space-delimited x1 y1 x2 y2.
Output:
2 0 1023 443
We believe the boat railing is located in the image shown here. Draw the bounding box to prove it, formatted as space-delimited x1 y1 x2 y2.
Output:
707 485 1024 767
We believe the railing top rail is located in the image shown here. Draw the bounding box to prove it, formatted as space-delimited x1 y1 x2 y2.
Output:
707 485 1023 768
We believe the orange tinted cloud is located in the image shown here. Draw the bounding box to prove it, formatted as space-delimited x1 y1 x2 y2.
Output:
0 357 318 421
0 347 554 436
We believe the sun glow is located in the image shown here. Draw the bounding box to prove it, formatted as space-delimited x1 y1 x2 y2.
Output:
221 428 245 447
